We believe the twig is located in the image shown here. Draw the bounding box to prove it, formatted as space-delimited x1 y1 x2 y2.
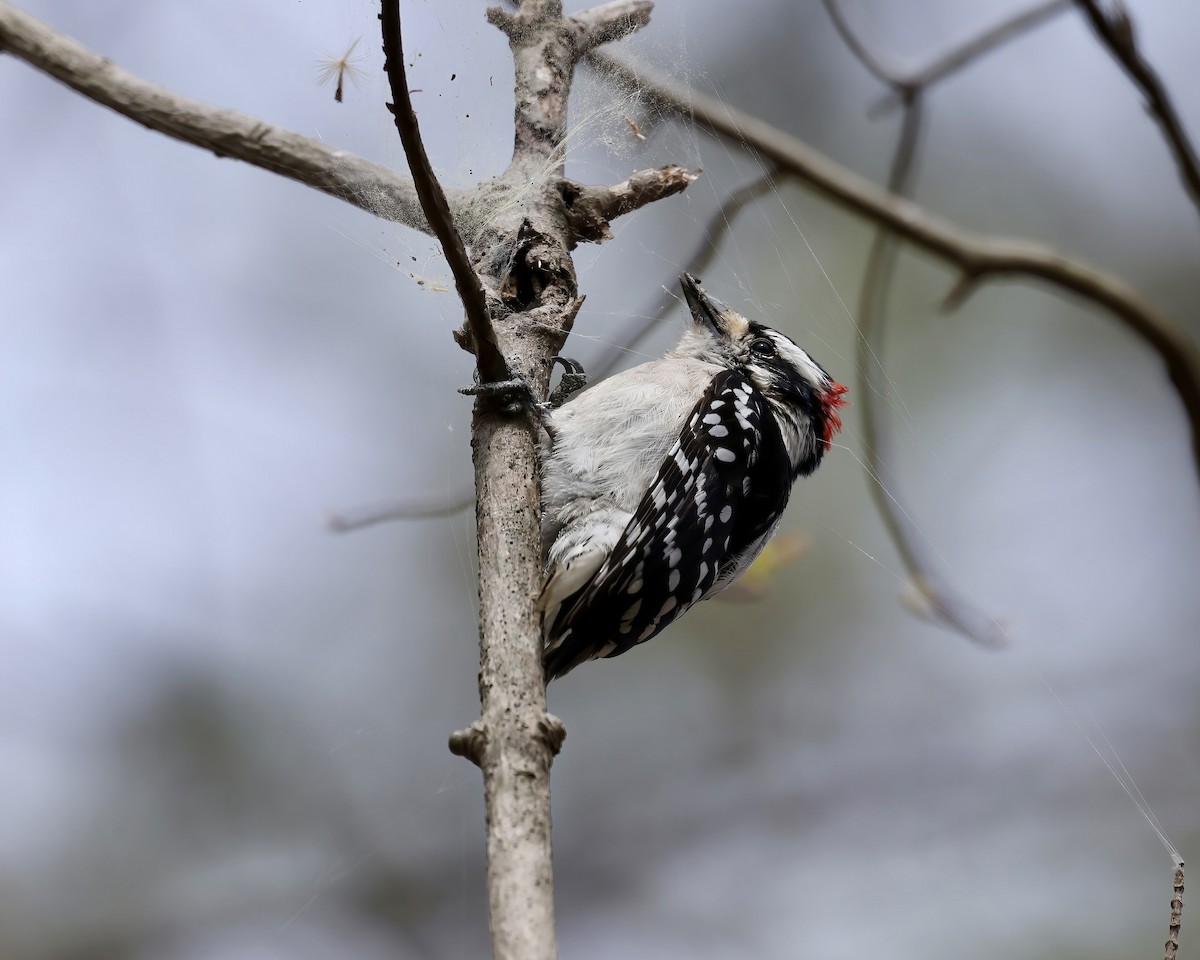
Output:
380 0 508 385
855 91 1006 646
820 0 910 86
863 0 1073 113
0 2 439 232
1074 0 1200 220
591 169 778 380
562 164 698 246
585 47 1200 480
1166 860 1185 960
327 492 474 532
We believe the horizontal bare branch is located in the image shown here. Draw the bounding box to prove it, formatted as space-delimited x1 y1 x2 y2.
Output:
562 164 697 245
588 48 1200 475
0 2 689 254
0 1 443 232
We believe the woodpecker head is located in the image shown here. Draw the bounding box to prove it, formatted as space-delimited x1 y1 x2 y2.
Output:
676 274 847 476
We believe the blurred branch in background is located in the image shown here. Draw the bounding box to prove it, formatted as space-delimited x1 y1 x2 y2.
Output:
860 0 1073 113
849 95 1011 644
1074 0 1200 221
821 0 1200 646
820 0 1077 644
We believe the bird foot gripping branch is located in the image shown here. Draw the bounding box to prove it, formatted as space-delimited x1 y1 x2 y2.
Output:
459 356 588 429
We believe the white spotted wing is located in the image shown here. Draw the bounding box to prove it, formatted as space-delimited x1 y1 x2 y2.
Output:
543 370 793 678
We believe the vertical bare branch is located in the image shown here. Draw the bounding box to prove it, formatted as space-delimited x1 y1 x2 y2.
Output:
852 90 1006 646
1165 860 1185 960
439 3 669 958
853 91 998 643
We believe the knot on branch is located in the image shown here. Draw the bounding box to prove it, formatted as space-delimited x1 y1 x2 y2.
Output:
562 165 698 247
493 220 576 316
536 712 567 758
448 712 566 767
449 721 488 766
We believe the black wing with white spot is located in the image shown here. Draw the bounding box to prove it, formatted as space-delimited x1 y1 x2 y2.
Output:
543 370 793 679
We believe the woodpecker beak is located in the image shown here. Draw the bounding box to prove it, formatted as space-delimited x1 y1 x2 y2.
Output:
681 273 731 337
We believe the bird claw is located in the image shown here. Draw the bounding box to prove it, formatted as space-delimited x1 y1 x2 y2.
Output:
549 356 588 407
460 376 539 416
460 356 585 430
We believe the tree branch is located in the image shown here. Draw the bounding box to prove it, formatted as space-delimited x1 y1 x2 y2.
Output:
327 492 474 532
570 0 654 55
561 163 697 245
825 0 1034 646
381 0 508 383
854 93 1006 646
863 0 1073 113
1074 0 1200 221
1165 860 1185 960
0 2 679 256
0 1 444 232
586 46 1200 480
441 3 668 958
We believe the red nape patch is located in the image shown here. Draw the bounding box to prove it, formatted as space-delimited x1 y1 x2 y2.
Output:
820 382 849 449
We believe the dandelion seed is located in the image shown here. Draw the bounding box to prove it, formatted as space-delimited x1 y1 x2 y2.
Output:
316 38 366 104
410 273 449 293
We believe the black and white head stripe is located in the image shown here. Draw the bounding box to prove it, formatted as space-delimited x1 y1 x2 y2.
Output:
542 370 792 680
740 322 842 476
744 322 831 394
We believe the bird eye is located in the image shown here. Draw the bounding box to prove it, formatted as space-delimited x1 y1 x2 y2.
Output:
749 337 775 357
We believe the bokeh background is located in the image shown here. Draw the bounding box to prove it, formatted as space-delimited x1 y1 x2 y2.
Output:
2 1 1198 958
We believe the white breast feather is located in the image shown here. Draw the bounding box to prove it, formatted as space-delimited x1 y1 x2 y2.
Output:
540 358 722 544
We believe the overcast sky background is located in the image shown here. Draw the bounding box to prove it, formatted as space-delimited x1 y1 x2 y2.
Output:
2 1 1200 958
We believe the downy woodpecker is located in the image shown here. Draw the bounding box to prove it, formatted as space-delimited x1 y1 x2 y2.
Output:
539 274 847 679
